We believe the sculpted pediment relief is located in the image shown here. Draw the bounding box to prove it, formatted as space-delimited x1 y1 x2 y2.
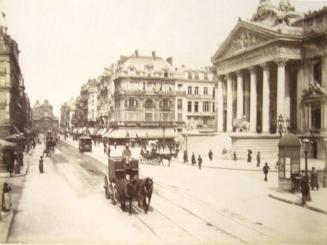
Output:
217 28 275 60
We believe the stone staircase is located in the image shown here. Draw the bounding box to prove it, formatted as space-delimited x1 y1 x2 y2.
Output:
230 134 280 161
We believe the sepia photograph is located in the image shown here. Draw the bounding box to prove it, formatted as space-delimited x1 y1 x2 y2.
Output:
0 0 327 244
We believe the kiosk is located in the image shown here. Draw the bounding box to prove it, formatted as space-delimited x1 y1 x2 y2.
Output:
278 134 301 192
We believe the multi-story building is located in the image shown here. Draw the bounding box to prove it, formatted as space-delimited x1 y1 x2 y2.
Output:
60 97 76 132
0 25 31 137
109 51 180 142
32 100 59 132
97 68 114 127
175 67 217 132
87 79 97 125
212 0 327 159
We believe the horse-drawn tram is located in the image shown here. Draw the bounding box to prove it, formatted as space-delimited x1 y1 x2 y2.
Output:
104 152 153 214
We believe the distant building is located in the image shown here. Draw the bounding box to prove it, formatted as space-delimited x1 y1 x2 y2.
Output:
174 67 217 132
32 100 59 132
0 25 31 137
60 97 76 132
97 68 114 127
87 79 97 125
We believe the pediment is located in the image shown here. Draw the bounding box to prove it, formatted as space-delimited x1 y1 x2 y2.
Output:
214 23 277 61
302 82 327 102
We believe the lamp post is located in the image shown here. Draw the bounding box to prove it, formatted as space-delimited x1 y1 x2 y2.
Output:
324 138 327 188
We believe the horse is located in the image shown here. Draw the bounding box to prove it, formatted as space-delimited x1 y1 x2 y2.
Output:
137 177 153 213
116 177 139 215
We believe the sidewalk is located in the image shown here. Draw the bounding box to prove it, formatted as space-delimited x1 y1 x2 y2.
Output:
269 188 327 215
0 147 35 243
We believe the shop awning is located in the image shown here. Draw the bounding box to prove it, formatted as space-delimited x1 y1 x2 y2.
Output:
103 129 113 138
4 134 25 141
107 128 177 139
0 139 17 151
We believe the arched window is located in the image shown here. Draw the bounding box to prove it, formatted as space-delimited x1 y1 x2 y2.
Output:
144 99 154 109
125 98 138 109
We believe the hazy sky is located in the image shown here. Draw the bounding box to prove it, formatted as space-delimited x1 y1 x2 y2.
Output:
1 0 326 116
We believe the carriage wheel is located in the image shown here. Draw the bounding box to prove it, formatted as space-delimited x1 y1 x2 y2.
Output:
112 184 118 205
104 176 110 199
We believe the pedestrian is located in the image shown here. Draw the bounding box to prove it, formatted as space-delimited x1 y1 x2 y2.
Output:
191 153 196 165
256 152 261 167
39 156 44 173
301 176 311 205
208 149 213 162
233 152 237 161
1 183 12 212
247 149 252 163
183 150 188 163
310 167 319 190
263 162 270 181
198 155 202 169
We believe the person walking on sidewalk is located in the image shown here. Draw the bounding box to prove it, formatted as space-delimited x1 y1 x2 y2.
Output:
208 150 213 162
247 149 252 163
1 183 12 212
310 167 319 190
198 155 202 169
191 153 196 165
183 150 188 163
39 156 44 173
256 152 261 167
263 162 270 181
301 176 311 205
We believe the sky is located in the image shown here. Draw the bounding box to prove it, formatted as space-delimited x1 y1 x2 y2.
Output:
1 0 326 116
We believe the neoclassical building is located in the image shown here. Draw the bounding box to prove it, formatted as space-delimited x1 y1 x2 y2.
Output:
32 100 59 132
212 0 327 159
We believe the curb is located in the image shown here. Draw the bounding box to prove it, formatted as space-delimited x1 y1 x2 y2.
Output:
268 193 327 215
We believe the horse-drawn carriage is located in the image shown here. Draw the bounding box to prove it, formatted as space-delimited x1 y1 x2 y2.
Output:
103 155 153 214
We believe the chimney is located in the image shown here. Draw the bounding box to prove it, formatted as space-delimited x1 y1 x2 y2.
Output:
152 51 156 59
166 57 173 66
135 50 139 57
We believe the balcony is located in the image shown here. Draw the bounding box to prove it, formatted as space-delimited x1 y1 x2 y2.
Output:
115 89 175 97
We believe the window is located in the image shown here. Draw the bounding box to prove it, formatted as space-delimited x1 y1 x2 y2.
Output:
195 73 199 80
212 102 215 112
203 118 208 125
188 101 192 112
204 87 208 95
203 101 210 112
213 87 215 98
115 100 120 108
178 113 183 121
164 71 169 78
144 99 154 109
188 72 192 80
177 99 182 110
313 61 322 85
161 99 169 109
126 98 138 108
194 102 198 112
178 84 183 89
204 73 208 80
188 86 192 95
195 87 199 95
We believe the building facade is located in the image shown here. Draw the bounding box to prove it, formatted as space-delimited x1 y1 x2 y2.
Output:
60 97 76 132
212 0 327 159
87 79 97 125
97 68 114 127
32 100 59 132
175 67 217 132
0 26 31 137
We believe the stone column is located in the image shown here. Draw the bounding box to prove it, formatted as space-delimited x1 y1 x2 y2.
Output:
297 61 304 131
249 67 257 132
285 67 291 121
262 63 270 133
236 71 244 120
217 78 224 132
277 59 287 120
226 74 233 132
308 104 312 129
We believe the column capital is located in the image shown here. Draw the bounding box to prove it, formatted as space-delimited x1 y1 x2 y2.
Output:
225 73 233 80
235 70 244 77
260 62 270 70
275 59 288 67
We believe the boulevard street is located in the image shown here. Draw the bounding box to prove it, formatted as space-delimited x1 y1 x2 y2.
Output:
7 139 327 244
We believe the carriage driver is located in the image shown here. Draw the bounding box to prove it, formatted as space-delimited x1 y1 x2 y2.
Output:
122 143 132 164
